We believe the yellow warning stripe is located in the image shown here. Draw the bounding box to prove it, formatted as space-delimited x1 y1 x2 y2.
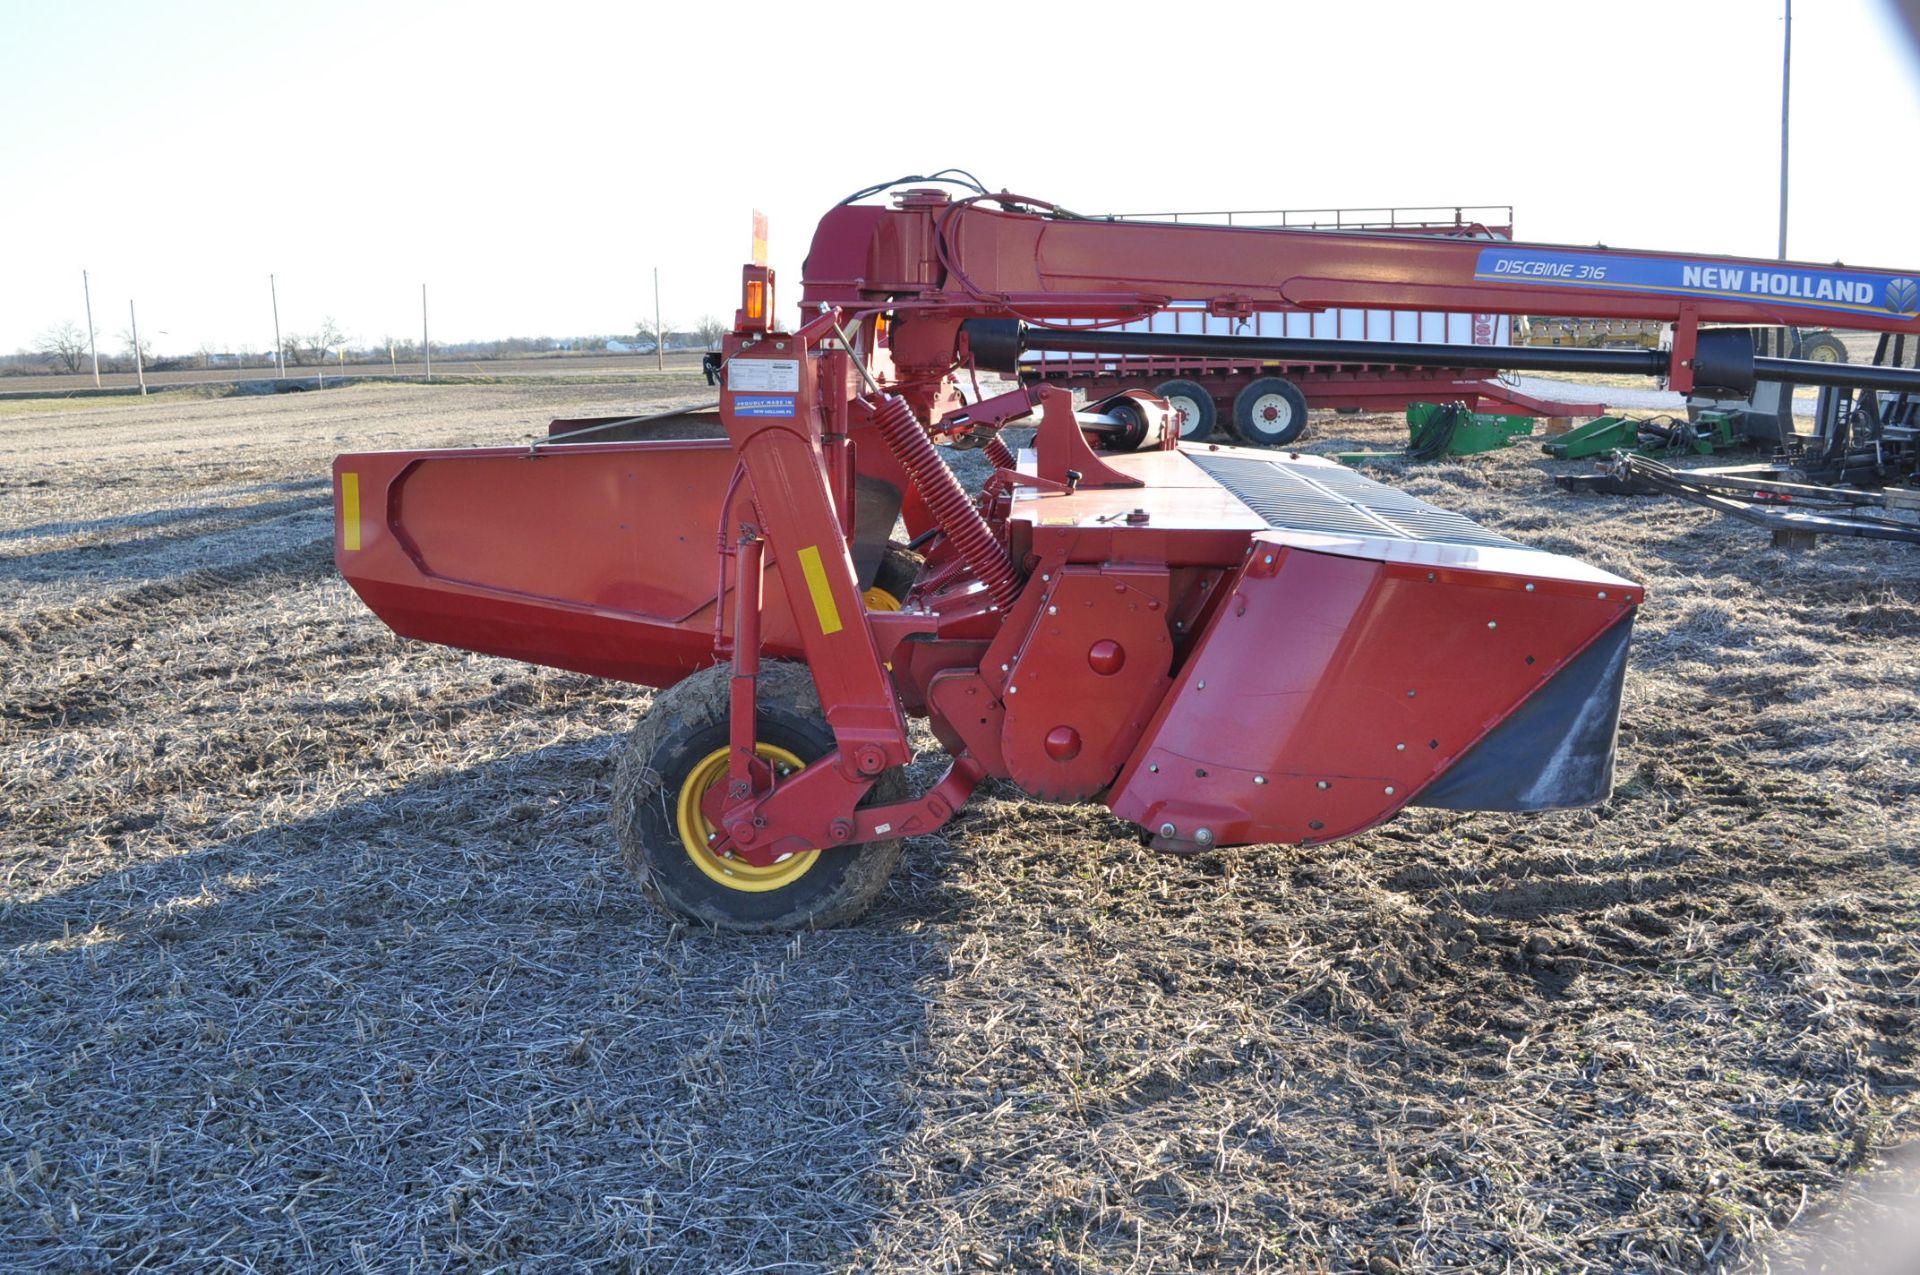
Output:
795 544 843 635
340 472 361 551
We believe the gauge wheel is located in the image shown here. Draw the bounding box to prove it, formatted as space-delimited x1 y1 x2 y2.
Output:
1153 379 1217 442
612 661 907 931
865 543 923 611
1792 332 1848 364
1232 377 1310 447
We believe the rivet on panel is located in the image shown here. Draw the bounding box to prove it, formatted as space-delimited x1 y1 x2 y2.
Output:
1047 605 1057 615
1487 621 1497 629
1148 763 1160 773
1598 591 1608 599
1395 743 1406 752
1525 583 1536 592
1385 786 1396 796
1316 780 1330 790
1253 775 1267 785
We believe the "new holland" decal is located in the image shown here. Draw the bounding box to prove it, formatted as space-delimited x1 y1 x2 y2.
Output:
1474 248 1919 316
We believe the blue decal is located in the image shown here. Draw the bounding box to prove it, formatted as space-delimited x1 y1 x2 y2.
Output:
733 395 796 418
1475 248 1915 316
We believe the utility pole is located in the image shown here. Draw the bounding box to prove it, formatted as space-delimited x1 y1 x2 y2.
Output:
654 266 664 372
1778 0 1791 260
129 300 147 396
422 284 432 383
82 270 100 388
270 274 285 377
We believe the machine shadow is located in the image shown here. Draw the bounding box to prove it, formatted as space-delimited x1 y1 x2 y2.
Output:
1 734 955 1270
0 495 330 582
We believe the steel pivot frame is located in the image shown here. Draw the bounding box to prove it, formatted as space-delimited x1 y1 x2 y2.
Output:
710 314 975 864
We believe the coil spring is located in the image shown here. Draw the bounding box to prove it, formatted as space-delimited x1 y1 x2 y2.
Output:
983 434 1016 471
871 394 1021 608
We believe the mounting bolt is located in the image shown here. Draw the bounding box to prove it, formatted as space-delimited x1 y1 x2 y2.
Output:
1487 621 1498 629
1395 743 1406 752
1253 775 1267 785
1316 780 1330 790
1159 822 1177 837
1262 554 1274 565
1148 763 1160 773
829 818 855 841
1385 786 1396 796
1195 828 1214 846
1047 605 1057 615
1525 583 1536 592
1597 591 1609 600
1197 679 1206 690
1008 685 1017 694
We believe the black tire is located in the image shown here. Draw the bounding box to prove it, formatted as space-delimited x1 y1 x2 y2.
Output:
866 543 922 610
611 661 907 931
1153 379 1217 442
1792 332 1848 364
1231 377 1310 447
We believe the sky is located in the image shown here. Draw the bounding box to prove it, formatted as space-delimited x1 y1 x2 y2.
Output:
3 0 1918 358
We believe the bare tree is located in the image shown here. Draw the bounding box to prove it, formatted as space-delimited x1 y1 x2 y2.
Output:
38 321 90 373
117 325 152 367
694 315 727 350
301 317 348 366
634 315 674 351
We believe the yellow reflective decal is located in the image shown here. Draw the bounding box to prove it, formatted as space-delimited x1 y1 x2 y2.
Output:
796 544 843 635
340 472 361 551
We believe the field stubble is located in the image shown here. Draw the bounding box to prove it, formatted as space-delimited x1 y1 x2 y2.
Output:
1 381 1918 1273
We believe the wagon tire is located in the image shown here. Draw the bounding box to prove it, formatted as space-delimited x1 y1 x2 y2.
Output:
611 661 907 932
1153 379 1217 442
1232 376 1310 446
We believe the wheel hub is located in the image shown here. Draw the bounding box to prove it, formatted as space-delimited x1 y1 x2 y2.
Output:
676 744 816 891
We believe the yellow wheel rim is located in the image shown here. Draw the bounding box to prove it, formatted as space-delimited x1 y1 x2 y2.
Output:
675 743 817 892
863 587 902 611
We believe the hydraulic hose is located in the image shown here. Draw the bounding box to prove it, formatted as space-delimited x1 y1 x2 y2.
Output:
869 394 1021 608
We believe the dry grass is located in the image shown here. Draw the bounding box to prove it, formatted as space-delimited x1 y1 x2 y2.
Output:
2 382 1918 1272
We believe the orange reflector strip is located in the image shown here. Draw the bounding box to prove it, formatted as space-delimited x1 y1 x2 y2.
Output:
340 472 361 551
745 280 765 320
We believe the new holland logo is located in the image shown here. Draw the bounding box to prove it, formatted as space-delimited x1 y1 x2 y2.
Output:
1886 277 1920 315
